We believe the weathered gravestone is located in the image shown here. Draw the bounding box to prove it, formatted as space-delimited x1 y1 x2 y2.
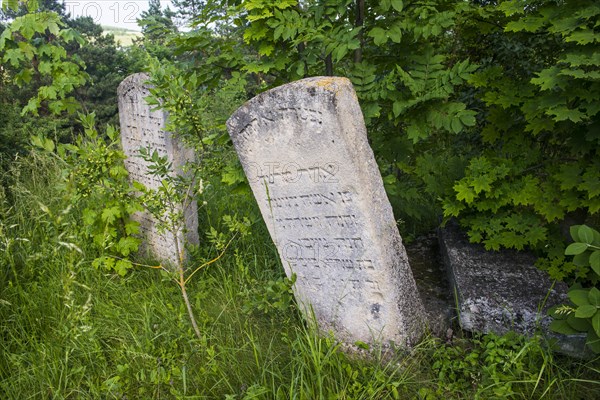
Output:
439 221 587 356
118 72 198 266
226 77 425 347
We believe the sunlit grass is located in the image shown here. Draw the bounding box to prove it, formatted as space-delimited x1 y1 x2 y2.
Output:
102 26 142 47
1 152 599 399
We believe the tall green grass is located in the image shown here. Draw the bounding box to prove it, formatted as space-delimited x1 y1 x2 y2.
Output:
1 151 599 399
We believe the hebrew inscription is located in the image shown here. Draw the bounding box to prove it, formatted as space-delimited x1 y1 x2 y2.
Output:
227 77 425 348
118 73 198 266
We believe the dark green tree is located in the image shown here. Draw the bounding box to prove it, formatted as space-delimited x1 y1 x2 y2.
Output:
171 0 205 24
67 16 136 127
136 0 177 59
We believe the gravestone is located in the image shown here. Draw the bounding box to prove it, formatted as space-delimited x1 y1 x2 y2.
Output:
118 72 198 266
226 77 425 348
439 221 587 356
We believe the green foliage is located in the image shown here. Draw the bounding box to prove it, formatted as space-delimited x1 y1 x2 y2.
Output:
551 225 600 353
146 61 225 152
31 113 142 275
163 0 478 234
136 0 177 59
67 16 137 127
232 0 477 135
0 1 139 165
0 1 88 115
145 58 252 197
428 332 553 398
242 274 297 319
443 0 600 253
2 137 600 399
134 147 200 250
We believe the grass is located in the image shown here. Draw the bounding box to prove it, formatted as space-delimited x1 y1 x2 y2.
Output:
102 26 142 47
1 151 599 399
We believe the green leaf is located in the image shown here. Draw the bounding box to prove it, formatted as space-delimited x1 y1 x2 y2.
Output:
117 236 139 257
39 85 58 100
3 48 24 67
47 20 60 36
454 181 476 204
531 67 562 90
450 117 462 134
258 42 274 56
566 29 598 45
3 0 19 12
124 221 139 236
459 112 476 127
578 225 595 245
588 330 600 353
114 259 132 276
101 206 121 224
22 97 40 115
368 27 388 46
391 0 403 13
388 24 402 43
549 106 585 123
570 225 582 242
550 319 578 335
556 165 581 190
593 312 600 338
590 251 600 276
565 242 588 255
579 171 600 198
567 314 590 331
26 0 39 11
575 305 598 319
589 287 600 307
569 289 591 306
572 252 589 267
82 209 97 226
505 16 545 33
471 176 492 194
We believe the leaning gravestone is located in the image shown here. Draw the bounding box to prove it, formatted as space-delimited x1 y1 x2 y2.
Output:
227 77 425 348
118 73 198 266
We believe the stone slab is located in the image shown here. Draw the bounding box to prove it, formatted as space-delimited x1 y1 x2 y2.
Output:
118 73 198 266
226 77 425 348
439 221 587 356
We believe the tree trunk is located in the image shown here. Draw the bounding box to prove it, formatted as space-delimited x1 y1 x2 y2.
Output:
325 54 333 76
354 0 365 63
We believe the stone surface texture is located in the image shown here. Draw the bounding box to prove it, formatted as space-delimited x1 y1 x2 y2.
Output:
439 222 587 356
118 73 198 266
226 77 425 348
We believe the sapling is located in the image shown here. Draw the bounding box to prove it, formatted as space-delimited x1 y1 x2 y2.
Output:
135 147 247 339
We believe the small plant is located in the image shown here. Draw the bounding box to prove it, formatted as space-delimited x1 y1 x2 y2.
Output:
242 274 296 319
135 147 251 340
550 224 600 353
31 113 143 276
431 332 547 398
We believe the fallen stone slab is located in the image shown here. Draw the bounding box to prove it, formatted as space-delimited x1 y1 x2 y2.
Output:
439 222 587 356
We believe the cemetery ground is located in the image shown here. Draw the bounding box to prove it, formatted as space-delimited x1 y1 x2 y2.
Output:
1 150 599 399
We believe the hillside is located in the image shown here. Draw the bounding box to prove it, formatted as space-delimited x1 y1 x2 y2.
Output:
102 25 142 47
